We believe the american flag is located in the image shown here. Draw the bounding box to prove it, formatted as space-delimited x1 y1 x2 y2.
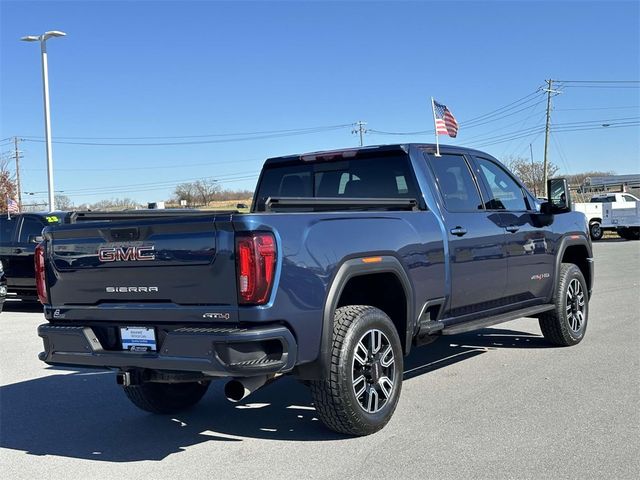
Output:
7 197 19 214
433 100 459 138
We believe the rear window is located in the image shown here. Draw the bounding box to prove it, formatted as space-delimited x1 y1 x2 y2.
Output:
253 155 419 212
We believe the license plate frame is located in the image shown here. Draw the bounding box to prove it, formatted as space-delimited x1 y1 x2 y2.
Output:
120 326 157 352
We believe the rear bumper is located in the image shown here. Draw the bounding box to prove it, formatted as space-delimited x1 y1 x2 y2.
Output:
38 323 297 377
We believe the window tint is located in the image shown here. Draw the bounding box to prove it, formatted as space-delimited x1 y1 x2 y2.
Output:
475 157 528 211
0 217 18 243
428 154 483 211
18 217 45 243
255 155 418 211
623 195 637 202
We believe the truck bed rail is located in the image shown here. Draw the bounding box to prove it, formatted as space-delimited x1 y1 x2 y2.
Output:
264 197 419 212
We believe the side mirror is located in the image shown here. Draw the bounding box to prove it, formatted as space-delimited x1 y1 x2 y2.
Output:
29 235 44 244
547 177 572 213
236 203 248 209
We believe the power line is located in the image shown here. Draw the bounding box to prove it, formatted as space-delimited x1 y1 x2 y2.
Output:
22 125 351 147
21 156 264 172
369 91 547 138
553 80 640 83
460 93 546 128
352 121 368 146
472 122 639 149
550 130 572 173
500 106 547 159
19 123 354 141
457 88 544 125
560 85 640 89
556 105 639 111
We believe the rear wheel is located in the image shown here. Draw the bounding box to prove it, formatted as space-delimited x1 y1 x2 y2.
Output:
123 381 210 414
310 305 403 436
539 263 588 346
589 222 603 241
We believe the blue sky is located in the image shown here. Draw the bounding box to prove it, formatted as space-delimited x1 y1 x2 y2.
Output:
1 0 639 206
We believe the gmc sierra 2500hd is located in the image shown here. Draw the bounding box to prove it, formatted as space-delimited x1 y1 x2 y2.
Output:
36 144 593 436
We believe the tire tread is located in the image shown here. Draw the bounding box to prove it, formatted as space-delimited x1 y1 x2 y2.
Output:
310 305 400 436
539 263 588 346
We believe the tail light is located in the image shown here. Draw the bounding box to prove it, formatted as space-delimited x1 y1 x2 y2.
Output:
35 242 48 304
236 232 276 305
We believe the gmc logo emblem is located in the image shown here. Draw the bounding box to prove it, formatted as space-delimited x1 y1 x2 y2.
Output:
98 245 156 262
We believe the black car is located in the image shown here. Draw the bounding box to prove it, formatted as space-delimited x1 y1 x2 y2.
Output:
0 212 70 301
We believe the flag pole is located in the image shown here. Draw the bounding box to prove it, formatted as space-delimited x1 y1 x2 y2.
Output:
431 97 440 157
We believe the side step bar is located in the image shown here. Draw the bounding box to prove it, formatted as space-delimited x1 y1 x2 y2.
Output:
441 304 555 336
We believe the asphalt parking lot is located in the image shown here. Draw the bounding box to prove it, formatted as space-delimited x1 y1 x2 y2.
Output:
1 240 638 480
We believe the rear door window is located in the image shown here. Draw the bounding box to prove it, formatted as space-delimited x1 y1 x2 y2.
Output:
426 154 483 212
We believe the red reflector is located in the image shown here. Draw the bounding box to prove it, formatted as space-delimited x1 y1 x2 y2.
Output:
35 242 48 304
236 232 277 305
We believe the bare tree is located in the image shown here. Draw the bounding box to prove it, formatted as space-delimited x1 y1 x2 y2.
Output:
90 198 142 211
55 194 74 210
0 158 18 212
504 155 559 197
193 179 221 206
175 182 199 207
174 179 221 207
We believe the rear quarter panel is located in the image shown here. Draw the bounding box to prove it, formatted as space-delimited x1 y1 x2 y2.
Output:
233 211 445 364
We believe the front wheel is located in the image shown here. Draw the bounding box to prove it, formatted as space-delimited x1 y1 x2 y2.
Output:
310 305 403 436
123 381 210 414
539 263 589 346
589 222 603 241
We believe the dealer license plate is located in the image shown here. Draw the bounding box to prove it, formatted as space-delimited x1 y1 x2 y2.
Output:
120 326 157 352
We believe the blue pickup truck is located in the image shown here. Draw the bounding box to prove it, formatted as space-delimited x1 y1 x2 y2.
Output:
36 144 593 435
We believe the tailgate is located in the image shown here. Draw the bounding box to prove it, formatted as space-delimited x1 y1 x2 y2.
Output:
45 215 237 306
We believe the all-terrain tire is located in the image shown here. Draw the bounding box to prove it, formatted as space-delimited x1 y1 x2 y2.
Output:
539 263 589 346
309 305 403 436
123 381 210 414
589 222 603 241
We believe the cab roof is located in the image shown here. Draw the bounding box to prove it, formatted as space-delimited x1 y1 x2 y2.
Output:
264 143 493 166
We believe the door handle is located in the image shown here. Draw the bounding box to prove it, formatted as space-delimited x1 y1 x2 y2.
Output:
505 225 520 233
450 227 467 237
13 248 24 254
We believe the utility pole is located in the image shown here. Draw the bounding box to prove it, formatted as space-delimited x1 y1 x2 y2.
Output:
14 137 23 208
352 121 367 147
529 143 536 196
542 79 562 198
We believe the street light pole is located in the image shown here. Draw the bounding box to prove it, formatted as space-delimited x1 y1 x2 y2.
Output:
21 31 66 212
